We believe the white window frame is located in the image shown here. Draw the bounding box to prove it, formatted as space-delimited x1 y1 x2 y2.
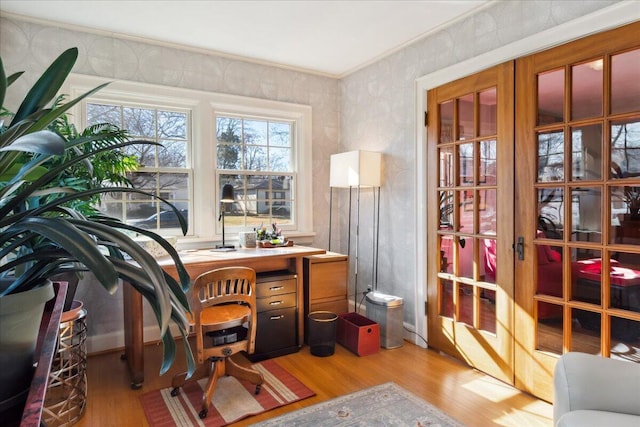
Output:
63 74 313 247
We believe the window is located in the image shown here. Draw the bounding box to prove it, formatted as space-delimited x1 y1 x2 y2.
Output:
64 75 313 244
216 115 295 232
85 102 191 231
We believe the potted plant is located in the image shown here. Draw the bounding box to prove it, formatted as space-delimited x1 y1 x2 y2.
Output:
0 48 195 412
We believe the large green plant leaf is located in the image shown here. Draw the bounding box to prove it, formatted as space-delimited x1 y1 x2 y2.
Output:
10 47 78 126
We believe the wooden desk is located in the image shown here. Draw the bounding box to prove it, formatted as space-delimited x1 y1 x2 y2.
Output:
122 245 325 388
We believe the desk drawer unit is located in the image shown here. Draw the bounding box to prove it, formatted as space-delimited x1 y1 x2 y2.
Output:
250 272 298 361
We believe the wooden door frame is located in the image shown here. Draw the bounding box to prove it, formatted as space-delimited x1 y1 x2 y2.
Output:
413 3 638 348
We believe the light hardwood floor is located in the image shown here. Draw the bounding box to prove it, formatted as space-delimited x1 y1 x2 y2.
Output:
74 340 552 427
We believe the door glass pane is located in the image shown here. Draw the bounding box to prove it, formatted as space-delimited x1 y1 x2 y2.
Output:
610 119 640 179
458 94 474 140
571 187 602 243
537 302 563 354
538 130 565 182
571 124 602 181
537 244 563 298
479 139 497 185
481 238 497 284
459 284 474 325
572 308 601 354
538 68 564 125
459 142 474 186
440 100 454 143
611 49 640 115
479 190 497 235
440 279 454 318
458 236 475 280
610 186 640 244
479 88 497 137
479 289 496 334
611 319 640 361
459 190 474 233
439 234 454 274
538 187 564 239
439 191 454 230
573 251 603 305
439 146 455 187
571 59 603 120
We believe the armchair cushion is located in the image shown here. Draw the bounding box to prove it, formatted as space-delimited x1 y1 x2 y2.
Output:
554 352 640 427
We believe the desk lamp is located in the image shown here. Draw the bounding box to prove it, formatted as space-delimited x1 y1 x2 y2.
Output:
217 184 235 249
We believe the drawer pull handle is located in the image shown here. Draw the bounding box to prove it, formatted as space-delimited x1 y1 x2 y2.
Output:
270 315 284 320
269 286 284 291
269 300 283 306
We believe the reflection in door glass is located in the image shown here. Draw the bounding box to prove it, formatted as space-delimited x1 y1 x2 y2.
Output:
479 190 497 235
439 279 454 318
536 302 563 354
537 68 564 125
571 59 603 120
536 244 563 298
459 284 474 326
571 124 602 180
439 100 454 143
538 187 564 239
458 143 474 186
439 146 455 187
481 238 497 284
572 252 603 305
570 187 602 243
610 119 640 179
572 308 601 355
439 234 454 273
457 237 475 280
479 140 497 185
458 94 474 140
611 49 640 115
538 131 565 182
609 186 640 244
479 88 497 137
479 289 496 334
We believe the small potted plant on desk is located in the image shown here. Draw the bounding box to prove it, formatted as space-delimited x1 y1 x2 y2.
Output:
0 48 195 419
256 223 292 247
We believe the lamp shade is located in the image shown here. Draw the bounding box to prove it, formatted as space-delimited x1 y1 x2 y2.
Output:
220 184 234 202
329 150 382 188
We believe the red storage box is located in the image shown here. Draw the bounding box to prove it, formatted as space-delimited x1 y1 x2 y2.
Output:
336 312 380 356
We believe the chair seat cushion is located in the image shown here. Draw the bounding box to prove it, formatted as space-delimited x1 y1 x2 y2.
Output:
557 410 640 427
200 304 251 328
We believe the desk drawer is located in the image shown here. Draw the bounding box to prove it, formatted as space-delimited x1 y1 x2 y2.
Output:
254 307 297 358
257 292 296 312
256 274 297 298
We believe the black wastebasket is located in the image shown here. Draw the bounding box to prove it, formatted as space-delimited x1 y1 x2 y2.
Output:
307 311 338 357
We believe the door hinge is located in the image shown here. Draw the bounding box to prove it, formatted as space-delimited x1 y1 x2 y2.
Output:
424 300 428 315
424 111 428 127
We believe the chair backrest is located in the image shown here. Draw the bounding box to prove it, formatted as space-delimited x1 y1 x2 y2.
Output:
190 266 258 358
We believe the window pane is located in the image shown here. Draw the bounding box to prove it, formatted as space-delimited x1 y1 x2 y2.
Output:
479 88 497 137
269 121 291 147
439 279 454 318
458 94 474 140
159 140 187 167
537 245 563 298
243 119 267 146
439 234 454 274
269 147 291 172
87 103 121 127
538 69 564 125
158 110 186 139
458 237 475 280
479 289 496 334
571 59 603 120
611 49 640 115
158 173 189 201
244 145 267 171
537 302 563 354
479 190 496 235
538 130 565 182
124 107 155 137
458 284 474 325
439 191 454 229
481 238 497 284
571 124 602 181
573 253 603 305
572 308 601 354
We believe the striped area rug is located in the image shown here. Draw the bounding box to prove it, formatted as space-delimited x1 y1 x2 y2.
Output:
140 359 314 427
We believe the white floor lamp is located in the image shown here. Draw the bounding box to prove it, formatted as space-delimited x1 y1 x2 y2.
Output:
328 150 382 311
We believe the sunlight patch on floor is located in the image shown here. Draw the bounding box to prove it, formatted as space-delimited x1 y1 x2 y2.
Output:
461 376 520 402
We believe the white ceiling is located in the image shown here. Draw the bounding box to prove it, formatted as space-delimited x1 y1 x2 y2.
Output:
0 0 490 77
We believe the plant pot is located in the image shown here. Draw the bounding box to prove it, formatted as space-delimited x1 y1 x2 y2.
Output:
0 280 55 414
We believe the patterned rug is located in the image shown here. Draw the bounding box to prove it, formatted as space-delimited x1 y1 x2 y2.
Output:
140 359 314 427
250 382 466 426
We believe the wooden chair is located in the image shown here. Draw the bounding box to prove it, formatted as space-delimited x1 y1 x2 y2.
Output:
170 266 263 419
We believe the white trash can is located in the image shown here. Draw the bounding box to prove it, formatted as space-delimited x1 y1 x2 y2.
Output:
365 292 404 349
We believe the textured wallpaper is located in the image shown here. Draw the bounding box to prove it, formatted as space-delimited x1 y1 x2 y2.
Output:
0 0 622 351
